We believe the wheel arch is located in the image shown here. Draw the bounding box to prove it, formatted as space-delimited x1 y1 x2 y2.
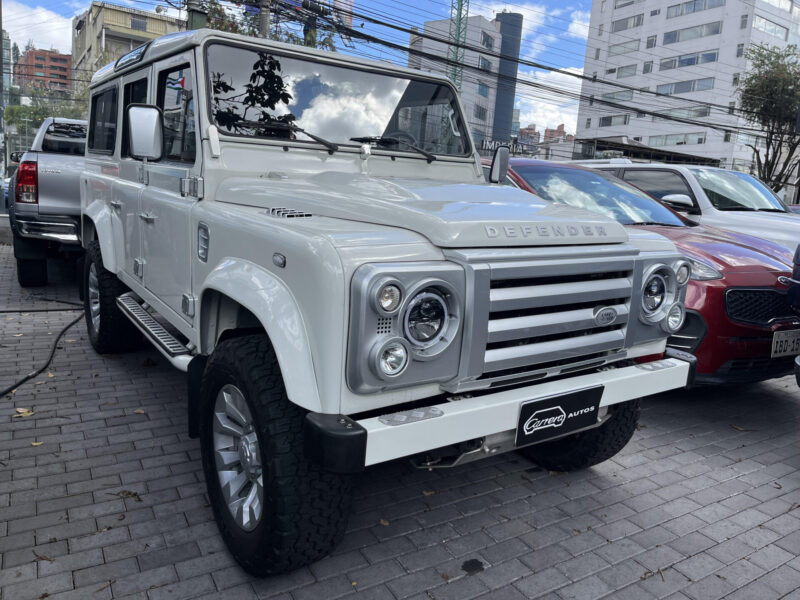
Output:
197 261 323 413
82 200 117 272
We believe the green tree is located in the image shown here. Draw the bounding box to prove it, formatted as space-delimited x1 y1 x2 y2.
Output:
737 44 800 193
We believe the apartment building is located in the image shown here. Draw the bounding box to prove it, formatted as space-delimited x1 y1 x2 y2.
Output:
409 12 523 147
576 0 798 172
16 48 72 92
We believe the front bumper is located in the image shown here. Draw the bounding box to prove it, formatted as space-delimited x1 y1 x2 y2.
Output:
305 356 692 473
14 215 80 244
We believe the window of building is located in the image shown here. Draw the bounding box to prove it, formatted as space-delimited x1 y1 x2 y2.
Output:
656 77 714 95
599 23 604 35
663 21 721 44
741 14 748 28
753 15 788 40
602 89 634 101
649 132 707 146
646 35 657 48
158 65 196 163
666 0 725 19
130 15 147 31
608 39 640 56
122 77 148 158
729 101 736 114
474 105 487 121
34 71 45 77
643 61 653 74
88 86 118 154
50 57 68 64
617 64 637 78
595 47 601 60
589 95 595 106
599 114 630 127
653 105 711 120
651 9 661 15
585 117 592 128
477 82 489 98
478 56 492 70
614 0 643 7
761 0 791 11
736 43 744 57
724 131 732 142
659 49 718 70
612 13 644 33
606 67 617 74
732 72 740 85
481 31 494 50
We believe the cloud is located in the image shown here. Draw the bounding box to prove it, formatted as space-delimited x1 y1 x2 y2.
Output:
515 67 583 133
4 0 73 53
566 10 590 39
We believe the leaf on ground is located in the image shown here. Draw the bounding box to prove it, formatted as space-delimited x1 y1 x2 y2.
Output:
731 424 757 432
96 581 114 592
31 442 43 447
13 408 34 418
47 372 54 378
133 409 146 415
117 514 126 521
65 339 76 342
32 551 54 562
12 333 22 337
641 570 655 580
109 490 142 502
378 518 390 526
422 490 435 496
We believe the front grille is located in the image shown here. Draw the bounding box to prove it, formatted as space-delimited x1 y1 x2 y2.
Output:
483 257 634 375
725 289 796 326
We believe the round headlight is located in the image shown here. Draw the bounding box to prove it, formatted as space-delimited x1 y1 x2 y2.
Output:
378 341 408 377
404 291 448 347
642 273 667 313
663 303 685 333
676 263 691 286
377 283 402 313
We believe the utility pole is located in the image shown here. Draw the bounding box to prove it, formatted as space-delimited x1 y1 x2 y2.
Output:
447 0 469 91
186 0 207 31
258 0 270 38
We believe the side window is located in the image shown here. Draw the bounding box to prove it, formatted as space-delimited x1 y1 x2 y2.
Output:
157 64 196 163
122 77 148 158
88 87 118 154
622 170 693 200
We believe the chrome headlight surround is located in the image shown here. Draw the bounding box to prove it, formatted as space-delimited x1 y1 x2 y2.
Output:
371 278 405 316
673 259 692 286
401 280 461 359
640 263 679 325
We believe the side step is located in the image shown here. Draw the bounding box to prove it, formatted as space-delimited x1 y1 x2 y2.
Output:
117 295 189 357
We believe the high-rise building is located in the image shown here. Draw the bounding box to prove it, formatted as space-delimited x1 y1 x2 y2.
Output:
576 0 796 172
16 48 72 92
2 31 10 104
409 12 523 147
72 2 184 81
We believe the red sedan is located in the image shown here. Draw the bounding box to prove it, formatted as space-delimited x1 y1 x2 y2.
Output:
489 159 800 384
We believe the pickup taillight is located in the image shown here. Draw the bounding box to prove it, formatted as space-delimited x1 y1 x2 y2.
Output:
16 161 38 204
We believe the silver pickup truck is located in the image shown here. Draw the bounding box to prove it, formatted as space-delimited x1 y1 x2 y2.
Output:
9 117 87 286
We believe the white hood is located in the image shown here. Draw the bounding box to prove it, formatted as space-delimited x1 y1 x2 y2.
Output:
216 172 629 248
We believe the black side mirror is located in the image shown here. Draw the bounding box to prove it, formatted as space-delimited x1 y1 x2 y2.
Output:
489 146 510 183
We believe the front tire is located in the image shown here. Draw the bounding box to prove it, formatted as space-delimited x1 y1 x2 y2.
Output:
518 400 640 471
199 335 353 576
82 241 140 353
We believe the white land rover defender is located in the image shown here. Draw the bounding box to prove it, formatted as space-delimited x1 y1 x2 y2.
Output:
81 30 695 575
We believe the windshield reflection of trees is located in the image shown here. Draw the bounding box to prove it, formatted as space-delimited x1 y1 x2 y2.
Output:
211 52 296 138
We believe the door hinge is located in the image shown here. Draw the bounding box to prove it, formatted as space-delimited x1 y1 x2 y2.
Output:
133 258 145 278
181 176 204 199
181 293 196 317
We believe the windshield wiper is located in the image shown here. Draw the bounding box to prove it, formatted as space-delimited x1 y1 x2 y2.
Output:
630 221 682 227
350 135 437 163
219 117 339 154
756 208 786 213
717 206 756 211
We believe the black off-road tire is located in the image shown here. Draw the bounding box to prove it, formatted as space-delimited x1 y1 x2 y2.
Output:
83 240 140 354
199 335 353 576
16 258 48 287
519 400 641 471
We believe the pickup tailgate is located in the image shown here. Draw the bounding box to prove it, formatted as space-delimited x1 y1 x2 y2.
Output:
35 152 85 218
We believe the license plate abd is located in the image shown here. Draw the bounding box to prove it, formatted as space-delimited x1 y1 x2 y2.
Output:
771 329 800 358
515 387 604 447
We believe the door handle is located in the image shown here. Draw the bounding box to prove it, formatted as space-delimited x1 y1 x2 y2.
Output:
109 200 122 209
138 212 157 223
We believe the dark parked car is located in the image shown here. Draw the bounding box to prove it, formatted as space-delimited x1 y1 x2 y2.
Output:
487 159 800 384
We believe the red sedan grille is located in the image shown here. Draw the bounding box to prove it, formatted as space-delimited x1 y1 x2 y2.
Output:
725 289 796 326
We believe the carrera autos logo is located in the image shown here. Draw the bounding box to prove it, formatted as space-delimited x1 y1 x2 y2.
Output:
523 405 596 436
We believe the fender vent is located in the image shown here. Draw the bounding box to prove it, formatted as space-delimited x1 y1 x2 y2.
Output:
266 207 312 218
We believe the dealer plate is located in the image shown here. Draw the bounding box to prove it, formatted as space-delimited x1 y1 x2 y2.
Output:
515 387 604 447
771 329 800 358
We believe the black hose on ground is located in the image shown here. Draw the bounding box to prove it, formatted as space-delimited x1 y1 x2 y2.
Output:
0 312 84 398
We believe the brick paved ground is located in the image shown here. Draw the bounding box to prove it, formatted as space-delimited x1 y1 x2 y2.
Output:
3 243 800 600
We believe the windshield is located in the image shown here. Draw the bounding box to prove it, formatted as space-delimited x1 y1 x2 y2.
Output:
41 122 86 155
512 165 686 226
689 168 787 212
206 43 471 157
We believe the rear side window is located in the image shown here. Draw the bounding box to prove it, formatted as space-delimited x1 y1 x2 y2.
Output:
622 169 694 200
41 122 86 155
158 64 196 163
122 78 148 158
88 87 118 154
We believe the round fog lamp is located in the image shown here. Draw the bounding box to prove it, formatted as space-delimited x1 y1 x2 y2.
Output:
405 291 448 346
676 264 691 285
378 284 402 313
643 273 667 313
664 304 685 333
379 342 408 377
